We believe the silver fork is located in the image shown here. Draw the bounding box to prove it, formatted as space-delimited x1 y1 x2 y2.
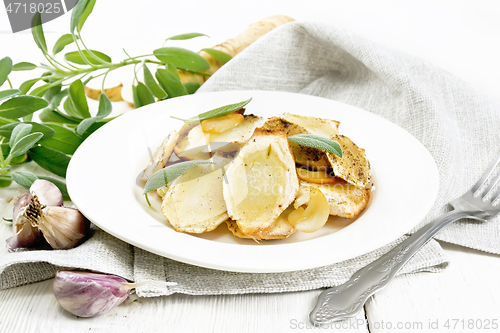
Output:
310 152 500 325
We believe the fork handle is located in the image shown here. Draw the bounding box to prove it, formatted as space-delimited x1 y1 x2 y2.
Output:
310 210 471 325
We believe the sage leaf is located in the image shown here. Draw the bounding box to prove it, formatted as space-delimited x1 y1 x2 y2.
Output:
165 63 180 79
165 63 181 80
41 71 54 83
0 96 48 119
77 0 96 33
288 134 343 158
135 82 155 107
65 50 111 65
201 48 232 64
9 132 44 157
30 84 51 97
144 160 211 193
0 142 8 158
76 117 97 136
44 84 62 101
0 57 13 87
13 62 37 71
77 93 111 135
31 13 48 54
70 0 92 33
80 120 108 141
143 65 167 99
172 98 252 123
132 85 141 108
167 32 208 41
12 171 38 188
155 68 187 99
69 80 91 118
0 122 55 140
9 123 32 147
39 124 82 154
96 93 112 118
0 116 17 128
183 82 200 95
19 78 40 94
153 47 210 71
53 34 78 55
63 97 81 119
39 108 80 125
12 171 69 200
48 88 68 109
29 146 70 177
0 89 21 102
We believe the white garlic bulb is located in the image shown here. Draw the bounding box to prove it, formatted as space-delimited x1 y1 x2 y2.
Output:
6 193 42 250
23 195 90 250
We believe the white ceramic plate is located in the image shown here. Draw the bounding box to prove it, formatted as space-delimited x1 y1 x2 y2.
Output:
67 90 439 273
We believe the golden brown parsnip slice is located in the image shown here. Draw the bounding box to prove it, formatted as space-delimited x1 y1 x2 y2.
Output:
296 167 336 184
299 179 370 219
223 129 299 235
261 117 331 170
280 113 339 137
225 205 296 240
326 134 371 188
209 114 266 147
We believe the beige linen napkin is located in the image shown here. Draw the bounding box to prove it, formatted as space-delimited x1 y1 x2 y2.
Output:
6 19 498 294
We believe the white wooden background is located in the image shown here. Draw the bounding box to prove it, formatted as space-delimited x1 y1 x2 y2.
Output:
1 1 500 332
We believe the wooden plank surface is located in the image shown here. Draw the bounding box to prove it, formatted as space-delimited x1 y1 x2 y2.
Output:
365 242 500 333
0 281 369 333
1 242 499 332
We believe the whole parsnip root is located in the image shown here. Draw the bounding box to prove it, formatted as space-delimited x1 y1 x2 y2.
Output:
179 15 295 83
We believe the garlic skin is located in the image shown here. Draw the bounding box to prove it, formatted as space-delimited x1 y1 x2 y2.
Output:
30 179 63 206
53 271 131 318
23 195 90 250
37 206 89 250
6 193 43 250
6 180 89 251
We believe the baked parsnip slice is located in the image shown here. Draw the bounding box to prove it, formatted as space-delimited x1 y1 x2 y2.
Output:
261 117 331 170
209 114 266 146
326 134 371 188
226 206 296 240
299 179 370 219
161 158 231 233
280 113 339 137
223 129 299 235
139 130 179 182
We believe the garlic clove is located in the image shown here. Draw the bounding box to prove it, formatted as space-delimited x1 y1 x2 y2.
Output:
12 193 32 223
6 193 43 250
53 271 132 317
37 206 90 250
30 179 63 206
7 211 43 250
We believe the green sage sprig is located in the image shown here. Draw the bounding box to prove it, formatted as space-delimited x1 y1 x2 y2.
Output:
288 134 343 157
143 160 212 194
0 1 232 189
143 160 212 205
172 98 252 122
